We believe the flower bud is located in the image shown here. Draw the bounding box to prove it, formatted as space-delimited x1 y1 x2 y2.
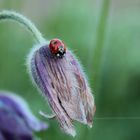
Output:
27 39 96 137
0 91 48 140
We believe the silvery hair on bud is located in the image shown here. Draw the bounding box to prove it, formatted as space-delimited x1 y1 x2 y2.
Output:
26 42 95 137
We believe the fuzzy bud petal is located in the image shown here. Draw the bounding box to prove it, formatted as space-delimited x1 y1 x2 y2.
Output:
28 40 95 136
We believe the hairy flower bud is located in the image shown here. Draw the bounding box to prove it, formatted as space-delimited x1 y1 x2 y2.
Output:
0 91 48 140
27 39 96 137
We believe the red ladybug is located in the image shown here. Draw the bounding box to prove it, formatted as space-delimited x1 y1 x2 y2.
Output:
49 38 66 58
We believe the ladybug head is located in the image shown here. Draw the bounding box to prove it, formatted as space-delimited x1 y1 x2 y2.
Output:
49 39 66 58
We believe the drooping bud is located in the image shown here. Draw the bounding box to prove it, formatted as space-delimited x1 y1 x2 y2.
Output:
0 91 48 140
27 39 96 137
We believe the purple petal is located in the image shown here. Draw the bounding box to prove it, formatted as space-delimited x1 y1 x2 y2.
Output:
0 99 33 139
0 91 48 138
0 132 5 140
67 51 96 127
30 46 76 136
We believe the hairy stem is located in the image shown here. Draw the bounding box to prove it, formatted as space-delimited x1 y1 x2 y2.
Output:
0 10 46 44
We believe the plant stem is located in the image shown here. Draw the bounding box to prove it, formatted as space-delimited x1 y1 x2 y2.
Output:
0 10 46 44
93 0 110 89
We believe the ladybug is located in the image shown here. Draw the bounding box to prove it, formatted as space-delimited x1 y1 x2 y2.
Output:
49 38 66 58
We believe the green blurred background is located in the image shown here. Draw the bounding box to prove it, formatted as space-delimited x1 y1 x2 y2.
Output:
0 0 140 140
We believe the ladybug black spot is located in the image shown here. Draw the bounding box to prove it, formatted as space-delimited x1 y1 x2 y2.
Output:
53 41 57 45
